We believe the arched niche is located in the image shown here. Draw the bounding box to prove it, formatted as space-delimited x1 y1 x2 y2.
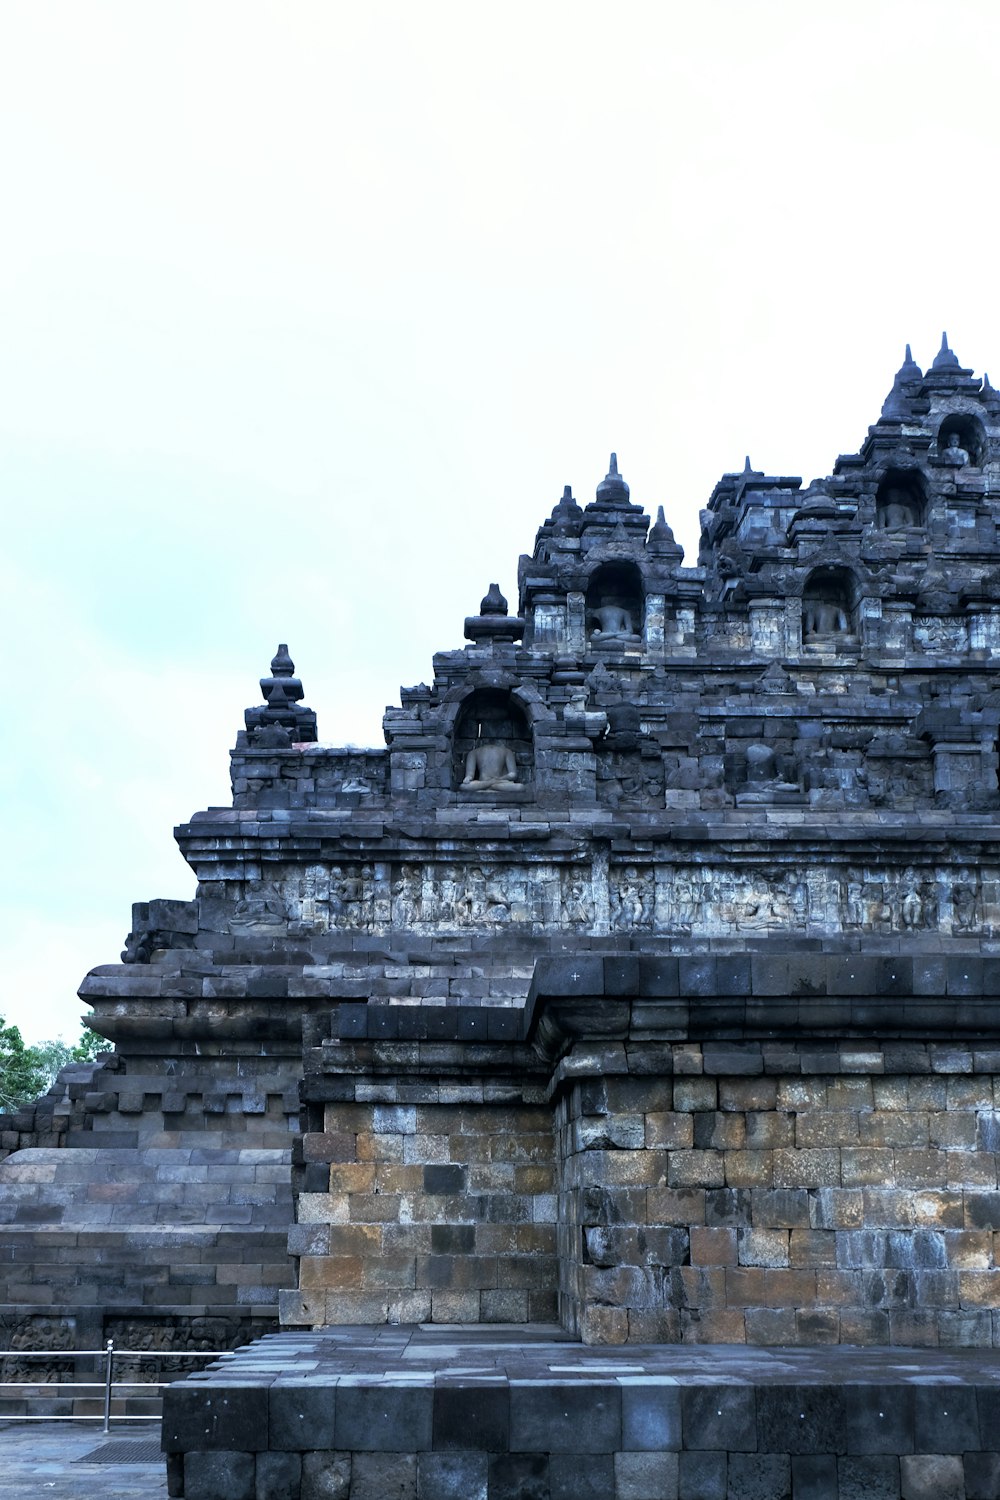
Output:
875 468 926 531
452 687 533 790
802 566 857 643
937 413 985 469
585 561 644 643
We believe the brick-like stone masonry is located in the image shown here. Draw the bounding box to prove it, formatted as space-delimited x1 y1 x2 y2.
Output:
160 1326 1000 1499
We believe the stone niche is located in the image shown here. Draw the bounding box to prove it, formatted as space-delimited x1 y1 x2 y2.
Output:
451 685 533 790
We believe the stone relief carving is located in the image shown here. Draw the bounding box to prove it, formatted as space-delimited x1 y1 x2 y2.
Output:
610 867 654 930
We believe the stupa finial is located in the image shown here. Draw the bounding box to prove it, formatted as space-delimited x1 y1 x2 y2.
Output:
932 331 960 371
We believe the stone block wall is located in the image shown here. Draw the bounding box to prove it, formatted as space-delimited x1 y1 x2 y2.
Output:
555 1042 1000 1346
284 1079 557 1327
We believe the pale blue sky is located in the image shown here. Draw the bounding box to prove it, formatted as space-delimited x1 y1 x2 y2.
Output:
3 0 999 1039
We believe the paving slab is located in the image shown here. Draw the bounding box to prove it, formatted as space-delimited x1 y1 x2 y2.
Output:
0 1421 167 1498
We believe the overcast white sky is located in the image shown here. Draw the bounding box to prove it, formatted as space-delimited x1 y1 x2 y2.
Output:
3 1 1000 1041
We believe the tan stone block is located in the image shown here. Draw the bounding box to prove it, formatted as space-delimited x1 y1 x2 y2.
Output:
373 1165 423 1194
298 1256 363 1290
326 1224 383 1256
355 1130 404 1163
947 1154 997 1189
945 1230 992 1268
678 1266 727 1308
429 1290 481 1322
815 1269 861 1306
451 1134 491 1162
745 1112 794 1149
959 1270 1000 1307
388 1292 432 1323
719 1078 777 1112
403 1133 452 1165
362 1253 416 1290
323 1291 389 1324
725 1266 767 1306
859 1112 928 1148
773 1148 841 1188
579 1304 629 1344
699 1113 747 1149
738 1228 789 1267
687 1308 747 1342
690 1226 738 1266
777 1079 829 1110
514 1224 556 1254
796 1112 860 1149
948 1078 993 1110
895 1149 947 1187
841 1149 894 1187
668 1150 726 1188
297 1192 349 1224
809 1188 863 1224
725 1151 773 1187
647 1187 705 1224
324 1104 369 1133
929 1113 977 1150
327 1163 376 1194
762 1268 816 1306
302 1131 357 1163
348 1193 402 1223
513 1166 554 1194
645 1112 694 1149
672 1078 718 1111
911 1190 964 1227
826 1078 874 1110
872 1079 909 1111
600 1151 666 1187
789 1229 837 1267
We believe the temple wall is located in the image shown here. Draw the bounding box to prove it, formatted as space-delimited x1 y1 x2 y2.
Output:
556 1045 1000 1347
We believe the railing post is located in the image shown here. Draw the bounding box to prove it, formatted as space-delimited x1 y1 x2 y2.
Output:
102 1338 114 1434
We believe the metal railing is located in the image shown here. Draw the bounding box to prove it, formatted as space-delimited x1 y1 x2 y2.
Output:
0 1339 234 1431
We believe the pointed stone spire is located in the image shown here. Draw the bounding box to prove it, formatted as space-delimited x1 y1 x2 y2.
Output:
932 331 960 371
595 452 631 504
548 483 584 531
882 343 924 419
744 455 753 474
245 643 317 742
646 504 684 561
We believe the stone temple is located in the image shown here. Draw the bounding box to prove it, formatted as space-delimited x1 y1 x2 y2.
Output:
7 336 1000 1496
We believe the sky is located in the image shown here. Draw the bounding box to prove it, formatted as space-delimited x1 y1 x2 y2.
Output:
3 0 1000 1041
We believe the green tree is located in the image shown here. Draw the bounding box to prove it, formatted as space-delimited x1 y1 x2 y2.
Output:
0 1021 112 1113
0 1017 48 1113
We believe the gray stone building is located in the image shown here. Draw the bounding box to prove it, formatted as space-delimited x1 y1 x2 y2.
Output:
6 337 1000 1491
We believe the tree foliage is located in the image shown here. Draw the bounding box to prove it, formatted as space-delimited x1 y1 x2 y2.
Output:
0 1019 112 1115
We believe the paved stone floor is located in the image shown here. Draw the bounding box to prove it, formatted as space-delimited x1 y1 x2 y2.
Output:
175 1322 1000 1386
0 1421 167 1498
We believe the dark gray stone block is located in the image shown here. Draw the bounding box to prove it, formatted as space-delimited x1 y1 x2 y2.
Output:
335 1385 432 1451
509 1382 621 1453
163 1385 270 1452
679 1449 727 1500
184 1450 256 1500
548 1452 615 1500
726 1452 791 1500
756 1386 846 1455
622 1381 682 1450
416 1450 487 1500
433 1384 509 1451
488 1452 549 1500
845 1385 914 1455
836 1455 900 1500
269 1383 336 1451
255 1450 301 1500
790 1454 837 1499
965 1450 1000 1499
682 1386 756 1452
913 1386 980 1452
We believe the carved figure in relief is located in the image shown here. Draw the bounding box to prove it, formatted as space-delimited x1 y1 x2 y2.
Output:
563 878 594 926
391 865 423 926
462 742 518 789
952 878 980 932
611 867 653 929
941 431 970 467
878 490 919 529
803 600 849 637
230 883 287 932
591 605 636 639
